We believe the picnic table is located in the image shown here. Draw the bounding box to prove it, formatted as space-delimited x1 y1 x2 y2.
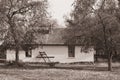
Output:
36 51 59 67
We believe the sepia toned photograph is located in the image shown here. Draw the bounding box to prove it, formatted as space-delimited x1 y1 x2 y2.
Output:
0 0 120 80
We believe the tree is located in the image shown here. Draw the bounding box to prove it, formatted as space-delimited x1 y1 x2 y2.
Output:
66 0 120 71
0 0 50 64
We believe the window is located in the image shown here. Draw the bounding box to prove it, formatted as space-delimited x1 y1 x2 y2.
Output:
25 50 32 57
68 45 75 57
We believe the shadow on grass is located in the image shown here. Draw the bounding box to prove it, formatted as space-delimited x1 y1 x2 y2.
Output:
0 63 119 72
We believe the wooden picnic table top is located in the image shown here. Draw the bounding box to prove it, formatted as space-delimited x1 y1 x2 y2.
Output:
27 62 59 64
36 56 55 58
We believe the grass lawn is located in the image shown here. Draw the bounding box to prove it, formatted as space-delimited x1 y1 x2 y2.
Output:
0 68 120 80
0 63 120 80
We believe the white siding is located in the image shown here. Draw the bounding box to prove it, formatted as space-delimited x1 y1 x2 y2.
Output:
6 50 26 61
75 46 94 62
6 46 95 63
6 50 15 61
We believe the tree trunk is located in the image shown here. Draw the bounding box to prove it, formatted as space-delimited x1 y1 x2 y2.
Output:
95 50 98 62
15 47 19 63
95 56 98 62
108 53 112 71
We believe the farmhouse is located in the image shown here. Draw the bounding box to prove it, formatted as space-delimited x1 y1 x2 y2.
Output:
5 28 95 63
6 44 95 63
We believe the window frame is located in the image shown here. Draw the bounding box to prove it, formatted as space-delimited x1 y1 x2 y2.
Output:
68 45 75 58
25 49 32 57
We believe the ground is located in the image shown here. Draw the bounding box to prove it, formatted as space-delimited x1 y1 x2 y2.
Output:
0 62 120 80
0 68 120 80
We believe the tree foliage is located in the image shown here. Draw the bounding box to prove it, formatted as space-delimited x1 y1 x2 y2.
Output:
0 0 50 63
66 0 120 71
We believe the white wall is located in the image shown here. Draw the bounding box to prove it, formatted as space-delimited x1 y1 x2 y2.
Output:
22 46 68 63
6 46 95 63
6 50 26 61
75 46 95 62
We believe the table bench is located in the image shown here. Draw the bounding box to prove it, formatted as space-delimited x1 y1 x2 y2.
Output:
36 51 59 67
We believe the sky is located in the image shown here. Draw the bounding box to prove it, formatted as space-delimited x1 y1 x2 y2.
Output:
48 0 74 27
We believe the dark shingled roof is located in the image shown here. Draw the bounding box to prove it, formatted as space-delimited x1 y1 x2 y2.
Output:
35 28 66 44
46 28 65 44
